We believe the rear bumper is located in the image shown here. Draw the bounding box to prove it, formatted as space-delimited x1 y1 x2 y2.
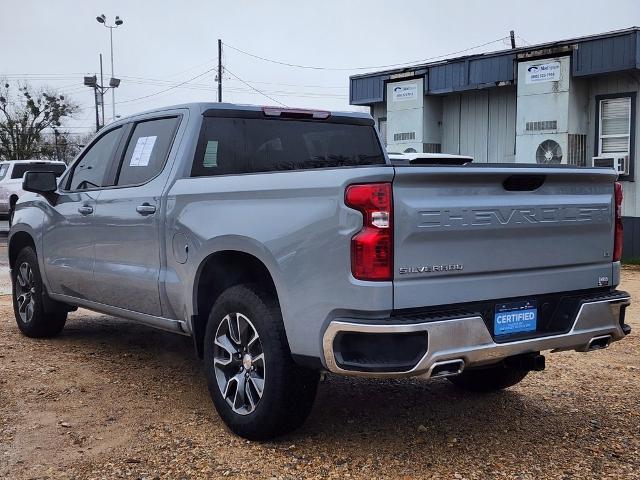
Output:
322 291 631 378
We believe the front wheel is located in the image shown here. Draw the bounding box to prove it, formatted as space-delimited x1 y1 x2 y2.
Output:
448 363 529 392
204 284 319 440
12 246 67 338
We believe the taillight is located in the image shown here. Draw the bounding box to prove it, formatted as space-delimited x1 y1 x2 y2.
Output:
613 181 623 262
345 183 392 281
262 107 330 119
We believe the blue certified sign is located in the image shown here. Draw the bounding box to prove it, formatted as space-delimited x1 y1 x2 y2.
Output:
494 301 537 336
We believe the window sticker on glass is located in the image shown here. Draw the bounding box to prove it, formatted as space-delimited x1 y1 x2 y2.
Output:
203 140 219 167
129 136 157 167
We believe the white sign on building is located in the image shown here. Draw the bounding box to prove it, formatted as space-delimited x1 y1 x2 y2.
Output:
525 61 561 83
392 83 418 102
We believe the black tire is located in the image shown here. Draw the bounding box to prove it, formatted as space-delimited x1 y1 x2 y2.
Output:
203 284 319 440
12 246 67 338
9 196 17 226
448 363 529 392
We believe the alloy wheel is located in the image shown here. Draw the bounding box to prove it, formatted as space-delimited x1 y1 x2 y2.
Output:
213 312 265 415
15 262 36 324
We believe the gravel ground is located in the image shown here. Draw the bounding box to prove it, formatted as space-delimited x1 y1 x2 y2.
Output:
0 267 638 479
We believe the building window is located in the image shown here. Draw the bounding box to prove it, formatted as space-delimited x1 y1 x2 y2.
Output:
598 96 632 156
595 93 636 181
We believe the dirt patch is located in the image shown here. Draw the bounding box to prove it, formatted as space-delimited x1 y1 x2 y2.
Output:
1 270 639 479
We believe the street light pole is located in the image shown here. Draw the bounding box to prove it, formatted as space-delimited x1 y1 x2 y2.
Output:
100 53 105 127
96 14 123 123
109 26 115 121
218 39 222 102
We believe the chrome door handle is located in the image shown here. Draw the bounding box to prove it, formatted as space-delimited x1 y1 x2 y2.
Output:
77 205 93 215
136 203 156 216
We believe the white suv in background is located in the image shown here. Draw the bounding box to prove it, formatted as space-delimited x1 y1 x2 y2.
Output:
0 160 67 219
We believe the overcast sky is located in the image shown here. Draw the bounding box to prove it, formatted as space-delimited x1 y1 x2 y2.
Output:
1 0 638 134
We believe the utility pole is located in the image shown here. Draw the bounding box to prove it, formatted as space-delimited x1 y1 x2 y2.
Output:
92 79 100 132
84 74 101 132
84 54 116 132
54 129 60 161
218 39 223 102
510 30 516 49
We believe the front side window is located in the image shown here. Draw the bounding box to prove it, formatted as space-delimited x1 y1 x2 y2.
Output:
599 97 632 155
68 128 122 190
116 117 179 187
191 117 385 177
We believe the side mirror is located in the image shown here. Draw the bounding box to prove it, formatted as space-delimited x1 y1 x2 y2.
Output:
22 171 58 194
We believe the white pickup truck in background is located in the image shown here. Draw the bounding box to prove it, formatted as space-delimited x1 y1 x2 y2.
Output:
0 160 67 220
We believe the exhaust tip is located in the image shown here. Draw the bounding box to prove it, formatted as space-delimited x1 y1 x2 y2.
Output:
587 335 612 351
430 359 465 378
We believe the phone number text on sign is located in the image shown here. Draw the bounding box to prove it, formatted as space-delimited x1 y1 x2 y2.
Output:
525 61 561 84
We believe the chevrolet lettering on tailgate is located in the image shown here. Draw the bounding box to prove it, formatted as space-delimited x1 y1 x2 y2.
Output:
418 205 610 229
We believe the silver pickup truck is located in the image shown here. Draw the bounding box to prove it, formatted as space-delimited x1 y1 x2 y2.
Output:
8 103 631 440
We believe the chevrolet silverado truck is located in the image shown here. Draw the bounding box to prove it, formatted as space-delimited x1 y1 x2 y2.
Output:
8 103 631 440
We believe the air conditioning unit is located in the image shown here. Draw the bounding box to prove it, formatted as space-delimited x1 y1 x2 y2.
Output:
515 56 589 165
592 155 629 175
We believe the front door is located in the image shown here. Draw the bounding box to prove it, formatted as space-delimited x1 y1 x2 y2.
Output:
42 126 124 301
91 116 181 316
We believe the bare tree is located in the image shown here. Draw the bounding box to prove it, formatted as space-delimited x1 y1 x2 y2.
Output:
0 82 79 160
48 131 93 164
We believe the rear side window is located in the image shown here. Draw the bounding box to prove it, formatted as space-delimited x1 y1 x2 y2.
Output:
191 117 385 176
11 163 66 179
0 164 8 181
116 117 180 186
69 127 122 190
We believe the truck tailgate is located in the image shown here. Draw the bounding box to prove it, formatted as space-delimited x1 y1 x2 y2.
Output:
392 166 618 310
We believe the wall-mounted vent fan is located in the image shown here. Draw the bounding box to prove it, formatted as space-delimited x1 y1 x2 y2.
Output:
536 139 563 164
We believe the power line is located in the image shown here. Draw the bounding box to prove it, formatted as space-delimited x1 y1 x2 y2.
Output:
517 35 531 46
120 74 346 90
222 37 509 72
224 67 287 107
115 67 217 105
116 78 348 98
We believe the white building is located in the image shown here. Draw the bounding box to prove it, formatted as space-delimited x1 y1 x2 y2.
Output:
350 27 640 258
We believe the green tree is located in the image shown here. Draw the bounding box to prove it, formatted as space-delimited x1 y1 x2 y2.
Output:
0 82 79 160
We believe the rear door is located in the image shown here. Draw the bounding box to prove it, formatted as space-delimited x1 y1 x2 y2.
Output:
91 115 182 316
42 127 124 300
392 166 617 309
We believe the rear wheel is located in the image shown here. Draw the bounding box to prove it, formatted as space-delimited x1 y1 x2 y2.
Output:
204 284 319 440
448 363 529 392
12 246 67 338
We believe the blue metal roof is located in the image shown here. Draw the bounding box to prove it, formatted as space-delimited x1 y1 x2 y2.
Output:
573 30 639 77
350 28 640 105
